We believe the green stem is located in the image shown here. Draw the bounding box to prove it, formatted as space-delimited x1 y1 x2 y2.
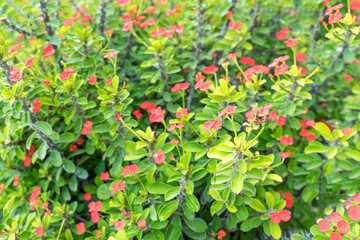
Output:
56 218 66 240
234 58 250 83
228 115 237 138
120 119 146 142
185 119 201 137
246 123 265 150
303 65 320 81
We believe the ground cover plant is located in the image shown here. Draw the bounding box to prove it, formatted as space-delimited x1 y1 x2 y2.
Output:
0 0 359 239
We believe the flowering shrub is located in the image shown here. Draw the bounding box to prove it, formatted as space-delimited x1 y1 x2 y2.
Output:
0 0 359 240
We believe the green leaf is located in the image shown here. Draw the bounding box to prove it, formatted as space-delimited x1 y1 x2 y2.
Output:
185 194 200 212
183 217 207 233
326 146 337 159
265 192 275 208
302 183 319 203
183 142 206 152
210 201 223 216
180 152 191 168
314 122 335 141
50 150 62 167
209 188 222 201
165 187 182 201
270 221 281 239
165 214 182 240
344 48 355 63
69 175 78 192
97 184 111 200
58 132 75 143
249 198 266 212
158 200 180 221
231 171 244 194
3 196 15 221
285 102 296 115
344 149 360 162
63 159 76 173
37 142 47 160
36 121 52 135
50 35 62 46
149 183 174 194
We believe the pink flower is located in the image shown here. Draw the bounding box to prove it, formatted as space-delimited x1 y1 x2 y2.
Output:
329 12 342 24
88 75 97 85
284 38 299 48
100 172 109 181
138 219 147 229
153 149 165 164
36 227 44 237
203 65 219 74
77 222 85 235
122 21 134 32
25 56 35 68
318 219 330 232
115 220 126 230
104 51 119 59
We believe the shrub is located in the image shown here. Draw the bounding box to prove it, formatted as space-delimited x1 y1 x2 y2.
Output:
0 0 359 239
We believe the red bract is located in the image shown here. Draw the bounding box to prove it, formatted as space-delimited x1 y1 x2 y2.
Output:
329 232 342 240
88 201 102 213
318 219 330 232
84 193 91 201
145 6 157 13
279 151 290 158
153 149 165 164
229 21 242 30
170 139 179 145
284 38 299 48
270 212 281 224
30 98 41 113
269 111 277 121
88 75 97 85
104 29 113 35
350 1 360 10
138 219 147 229
122 21 134 32
36 227 44 237
279 210 291 222
115 112 122 120
13 175 19 186
77 222 85 235
115 220 126 230
117 0 130 5
104 51 119 58
203 65 219 74
111 182 126 194
348 205 360 221
133 110 142 119
149 107 165 123
219 106 237 117
226 52 238 59
100 172 109 181
330 212 341 223
337 220 350 234
25 56 35 68
69 144 78 152
129 164 139 174
280 136 294 146
353 193 360 202
329 12 342 24
241 56 255 66
60 67 75 80
274 64 288 76
218 229 226 240
296 52 306 62
277 116 286 126
344 74 354 81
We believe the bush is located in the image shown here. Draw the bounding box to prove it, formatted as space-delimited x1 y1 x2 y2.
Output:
0 0 359 239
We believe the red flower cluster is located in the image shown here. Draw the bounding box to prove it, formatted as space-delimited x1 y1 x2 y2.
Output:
153 149 165 164
276 28 291 40
10 67 22 82
104 51 119 59
137 219 147 230
140 101 157 113
218 106 237 117
82 121 93 135
77 222 85 235
149 107 165 123
280 136 294 146
245 104 272 122
122 164 139 176
342 127 353 136
23 145 35 167
133 110 142 119
30 186 41 206
60 67 75 80
168 123 184 132
241 56 255 66
195 72 212 91
299 119 316 141
13 175 19 186
42 45 55 59
171 82 189 92
176 108 188 118
296 52 307 63
203 65 219 75
89 201 102 223
88 75 97 85
203 120 222 130
100 172 109 181
229 21 242 30
344 74 353 81
36 227 44 237
270 210 291 224
284 38 299 48
115 220 126 230
217 229 226 240
25 56 35 69
30 98 41 113
111 181 126 194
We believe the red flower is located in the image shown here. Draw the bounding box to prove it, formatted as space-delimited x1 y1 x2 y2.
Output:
344 74 353 81
279 151 290 158
115 220 126 230
176 108 188 118
211 120 223 130
348 205 360 221
218 229 226 240
43 81 51 86
84 193 91 201
76 137 84 145
296 52 306 62
277 116 286 126
137 219 147 229
30 98 41 113
111 182 126 194
133 110 142 119
69 144 78 152
153 149 165 164
274 64 288 76
149 107 165 123
25 56 35 68
100 172 109 181
280 136 294 146
269 111 277 121
284 193 293 200
88 201 102 213
285 199 293 208
241 56 255 66
88 75 97 85
330 212 341 223
36 227 44 237
318 219 330 233
350 1 360 11
129 164 139 174
77 222 85 235
13 175 19 186
270 211 282 224
279 210 291 222
170 139 179 145
104 29 114 35
226 52 238 59
204 121 213 131
276 32 287 40
122 166 130 177
229 21 242 30
353 193 360 202
203 65 219 74
60 67 75 81
218 106 237 117
115 112 122 120
122 21 134 32
306 134 316 141
41 49 55 59
284 38 299 48
166 8 180 16
337 220 350 234
329 232 342 240
329 12 342 24
91 212 100 223
145 6 157 13
104 51 119 59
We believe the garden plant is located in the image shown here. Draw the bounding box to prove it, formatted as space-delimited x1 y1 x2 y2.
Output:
0 0 360 239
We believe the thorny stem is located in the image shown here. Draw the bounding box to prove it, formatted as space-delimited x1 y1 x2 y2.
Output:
2 19 31 36
100 0 108 34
